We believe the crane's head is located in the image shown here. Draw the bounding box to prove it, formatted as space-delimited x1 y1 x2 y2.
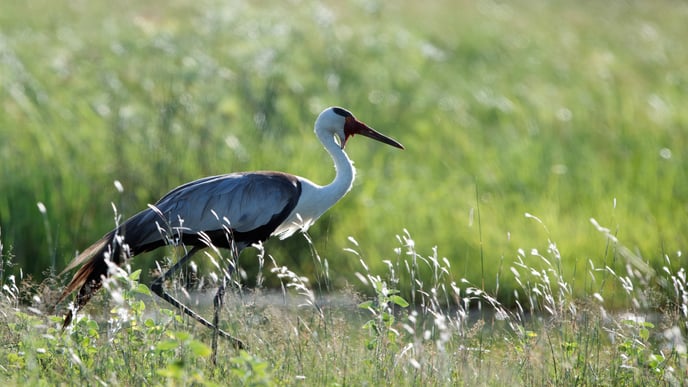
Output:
315 106 404 150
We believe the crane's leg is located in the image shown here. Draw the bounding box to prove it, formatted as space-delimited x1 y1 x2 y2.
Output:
150 245 245 350
210 243 240 365
211 270 227 365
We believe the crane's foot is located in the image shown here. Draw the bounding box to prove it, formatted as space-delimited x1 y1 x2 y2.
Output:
216 327 246 350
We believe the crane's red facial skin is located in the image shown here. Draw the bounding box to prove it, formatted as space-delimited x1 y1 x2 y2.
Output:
343 116 405 150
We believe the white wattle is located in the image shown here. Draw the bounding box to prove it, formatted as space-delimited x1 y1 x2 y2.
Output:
273 124 355 239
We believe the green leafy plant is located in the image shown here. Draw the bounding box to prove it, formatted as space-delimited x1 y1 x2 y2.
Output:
228 351 273 386
359 276 409 351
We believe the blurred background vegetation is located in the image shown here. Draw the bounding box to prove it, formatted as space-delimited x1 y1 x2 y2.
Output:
1 0 686 305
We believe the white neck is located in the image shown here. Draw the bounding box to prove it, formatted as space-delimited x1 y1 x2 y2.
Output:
316 128 355 207
273 126 356 238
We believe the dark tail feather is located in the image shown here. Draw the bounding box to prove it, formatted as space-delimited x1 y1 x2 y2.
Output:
57 231 121 329
57 207 165 328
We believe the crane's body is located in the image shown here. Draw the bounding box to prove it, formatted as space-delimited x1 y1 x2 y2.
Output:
57 106 403 352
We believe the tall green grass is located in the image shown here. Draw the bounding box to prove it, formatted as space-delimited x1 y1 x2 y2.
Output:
1 224 686 384
1 0 684 382
1 0 686 304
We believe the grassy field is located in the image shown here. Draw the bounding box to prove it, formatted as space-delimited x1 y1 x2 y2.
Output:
1 0 687 384
2 232 687 384
1 0 687 299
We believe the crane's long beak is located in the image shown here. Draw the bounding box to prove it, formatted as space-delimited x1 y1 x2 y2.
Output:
344 117 404 150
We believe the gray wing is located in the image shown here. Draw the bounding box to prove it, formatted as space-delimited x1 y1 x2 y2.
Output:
122 172 301 248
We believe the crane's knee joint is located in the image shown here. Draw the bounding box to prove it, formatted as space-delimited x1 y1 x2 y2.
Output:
150 279 163 296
